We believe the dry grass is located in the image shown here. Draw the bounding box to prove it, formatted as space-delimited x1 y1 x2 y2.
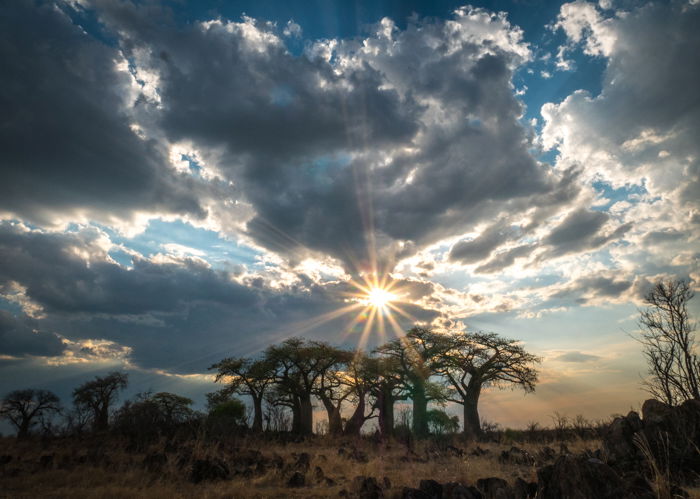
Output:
2 434 682 499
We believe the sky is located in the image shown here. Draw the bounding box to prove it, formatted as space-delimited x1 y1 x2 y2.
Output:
1 0 699 430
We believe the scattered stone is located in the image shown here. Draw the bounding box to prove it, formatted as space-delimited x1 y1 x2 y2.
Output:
536 455 624 499
444 482 483 499
498 447 535 466
295 452 311 472
476 477 513 499
512 477 537 499
287 471 306 488
353 476 384 498
419 479 443 498
189 458 230 484
402 487 431 499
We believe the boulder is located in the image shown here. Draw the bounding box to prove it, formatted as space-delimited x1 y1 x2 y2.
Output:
536 455 625 499
476 477 513 499
512 477 537 499
419 479 443 498
402 488 431 499
189 458 230 483
603 411 643 466
443 482 482 499
352 476 384 499
287 471 305 488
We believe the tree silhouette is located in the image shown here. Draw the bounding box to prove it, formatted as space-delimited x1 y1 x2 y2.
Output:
438 331 540 438
375 327 452 437
0 389 61 438
266 338 348 435
210 357 275 432
72 371 128 432
638 279 699 405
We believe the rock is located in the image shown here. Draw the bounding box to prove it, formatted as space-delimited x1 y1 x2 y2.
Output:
443 482 482 499
447 445 465 457
537 447 556 463
383 476 392 489
353 476 383 498
313 465 325 481
287 471 306 488
603 411 643 467
476 477 513 499
512 478 536 499
498 447 535 466
643 398 700 477
536 455 625 499
419 479 443 498
470 446 489 457
641 399 672 424
402 487 431 499
189 458 230 483
295 452 311 472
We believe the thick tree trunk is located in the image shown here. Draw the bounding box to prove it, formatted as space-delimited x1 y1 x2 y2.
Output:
377 388 395 438
344 393 366 436
463 382 482 439
320 396 343 435
299 393 314 435
95 406 109 432
291 397 302 434
412 381 428 438
252 395 263 432
18 419 31 439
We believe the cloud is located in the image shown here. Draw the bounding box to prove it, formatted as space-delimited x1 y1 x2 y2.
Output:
0 1 207 227
0 222 440 372
89 1 575 270
554 350 601 363
0 310 66 358
540 208 631 258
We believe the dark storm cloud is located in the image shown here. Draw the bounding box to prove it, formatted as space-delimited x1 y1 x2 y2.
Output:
550 274 632 304
0 1 205 225
474 243 536 273
541 208 631 258
449 221 519 264
0 223 438 371
0 310 65 358
87 2 575 268
0 223 258 316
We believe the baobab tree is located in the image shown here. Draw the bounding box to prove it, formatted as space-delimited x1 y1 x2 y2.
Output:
438 331 540 439
376 327 451 437
73 371 128 431
210 357 275 432
0 389 61 438
637 279 699 405
266 338 348 435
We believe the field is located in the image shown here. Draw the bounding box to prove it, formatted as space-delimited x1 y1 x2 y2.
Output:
2 431 699 499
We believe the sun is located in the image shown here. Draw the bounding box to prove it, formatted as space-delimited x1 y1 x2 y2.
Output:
366 287 396 309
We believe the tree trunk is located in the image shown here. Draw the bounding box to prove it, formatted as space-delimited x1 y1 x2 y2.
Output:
252 395 263 432
291 397 302 434
377 388 395 438
18 419 31 439
344 393 366 436
95 406 109 432
412 381 428 438
299 393 314 435
463 382 482 440
320 396 343 435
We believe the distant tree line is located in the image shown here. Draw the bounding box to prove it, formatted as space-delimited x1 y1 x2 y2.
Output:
0 327 540 440
209 327 541 439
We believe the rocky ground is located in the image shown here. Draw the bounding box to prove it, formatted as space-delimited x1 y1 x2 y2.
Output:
0 399 698 498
